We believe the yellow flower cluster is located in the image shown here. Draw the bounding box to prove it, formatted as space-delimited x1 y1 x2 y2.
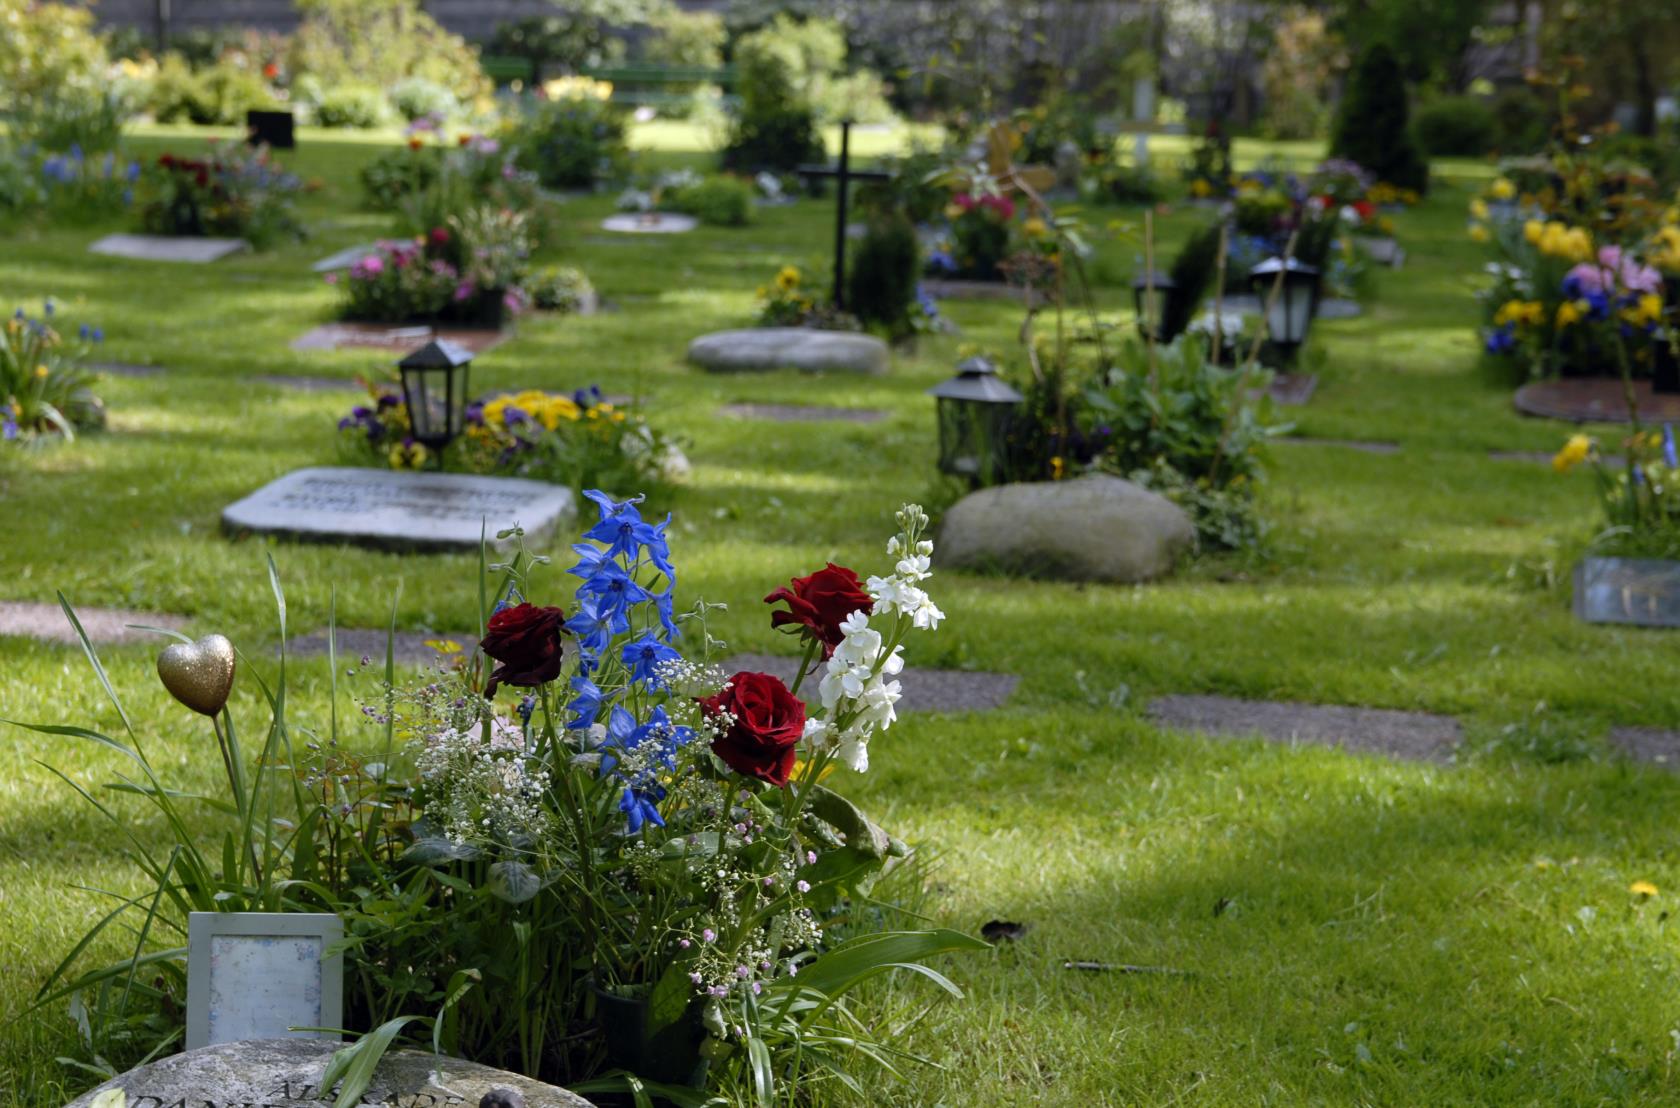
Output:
480 390 602 434
389 440 428 469
1619 293 1665 329
1524 220 1593 262
541 76 613 102
1553 433 1593 474
1493 299 1545 327
1469 198 1489 220
1468 223 1490 243
1367 182 1419 206
1650 225 1680 272
1555 300 1585 327
1488 177 1517 201
1188 178 1215 198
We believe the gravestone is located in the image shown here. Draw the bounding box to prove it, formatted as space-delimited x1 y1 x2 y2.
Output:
221 467 574 552
1358 236 1405 267
312 242 385 273
600 213 698 234
721 402 887 424
90 234 250 264
1574 557 1680 628
292 323 509 356
66 1038 593 1108
688 328 889 375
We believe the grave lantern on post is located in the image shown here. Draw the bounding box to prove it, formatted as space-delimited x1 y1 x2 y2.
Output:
397 339 473 467
927 355 1023 488
1131 269 1178 342
1248 256 1319 364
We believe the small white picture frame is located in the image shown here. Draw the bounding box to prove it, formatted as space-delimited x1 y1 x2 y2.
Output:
186 912 344 1050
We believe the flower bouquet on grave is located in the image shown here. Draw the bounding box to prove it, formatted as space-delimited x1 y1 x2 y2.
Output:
15 491 982 1107
139 141 306 249
2 301 107 443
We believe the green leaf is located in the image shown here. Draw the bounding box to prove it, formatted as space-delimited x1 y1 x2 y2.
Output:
402 838 481 865
787 929 987 999
485 860 540 904
322 1015 430 1108
807 785 891 859
746 1034 774 1108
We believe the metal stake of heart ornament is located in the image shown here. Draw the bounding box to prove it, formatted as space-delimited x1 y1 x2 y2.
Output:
156 634 237 716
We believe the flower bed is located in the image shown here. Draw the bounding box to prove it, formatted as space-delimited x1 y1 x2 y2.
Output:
139 143 306 248
338 381 684 492
328 209 532 327
30 496 979 1101
2 301 106 444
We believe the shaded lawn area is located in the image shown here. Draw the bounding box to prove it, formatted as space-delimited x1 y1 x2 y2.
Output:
1 124 1677 1105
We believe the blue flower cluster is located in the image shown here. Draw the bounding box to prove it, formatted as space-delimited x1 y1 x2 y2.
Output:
338 390 402 441
1559 274 1612 320
41 145 141 208
563 490 691 831
1485 324 1516 355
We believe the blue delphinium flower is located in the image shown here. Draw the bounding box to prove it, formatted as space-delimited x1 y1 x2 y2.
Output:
2 414 17 441
620 784 666 833
565 675 602 730
622 632 680 688
1664 425 1677 469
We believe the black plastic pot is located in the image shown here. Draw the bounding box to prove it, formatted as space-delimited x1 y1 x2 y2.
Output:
592 981 707 1089
246 109 296 149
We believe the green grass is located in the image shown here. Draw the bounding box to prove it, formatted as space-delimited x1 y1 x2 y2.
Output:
3 122 1679 1106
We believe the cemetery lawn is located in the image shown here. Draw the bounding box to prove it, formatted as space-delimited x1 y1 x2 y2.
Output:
3 124 1678 1106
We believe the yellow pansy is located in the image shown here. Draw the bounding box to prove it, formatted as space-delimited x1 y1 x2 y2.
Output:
1488 177 1516 201
1523 219 1545 245
774 265 801 292
1620 293 1664 329
1469 198 1489 220
1553 434 1592 474
1651 225 1680 271
1468 223 1490 243
1630 880 1659 897
1494 299 1544 327
1555 299 1585 328
389 440 428 469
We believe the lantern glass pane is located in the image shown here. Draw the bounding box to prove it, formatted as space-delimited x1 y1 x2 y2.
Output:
936 397 980 477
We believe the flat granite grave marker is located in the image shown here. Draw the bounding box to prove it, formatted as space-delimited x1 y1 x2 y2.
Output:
601 212 698 234
90 233 250 264
721 402 888 423
688 328 889 375
1150 694 1461 762
221 467 574 552
292 323 510 356
67 1038 593 1108
1574 557 1680 627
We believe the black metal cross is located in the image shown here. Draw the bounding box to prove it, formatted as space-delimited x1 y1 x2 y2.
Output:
796 120 892 311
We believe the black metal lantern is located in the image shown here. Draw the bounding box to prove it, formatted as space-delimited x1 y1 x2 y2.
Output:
1248 256 1319 360
397 339 474 464
1131 269 1179 342
927 355 1023 487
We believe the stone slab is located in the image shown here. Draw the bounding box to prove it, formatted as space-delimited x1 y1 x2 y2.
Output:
688 328 889 375
1573 557 1680 628
311 242 385 273
723 652 1017 714
290 627 474 665
221 466 574 552
0 600 186 646
721 402 888 423
292 323 510 356
1514 378 1680 424
1276 436 1399 455
1609 726 1680 768
89 233 250 263
920 278 1043 305
1149 694 1461 762
601 212 698 234
253 374 363 392
67 1037 593 1108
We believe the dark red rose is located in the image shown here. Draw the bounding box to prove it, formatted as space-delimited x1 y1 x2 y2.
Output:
699 671 806 786
764 563 873 658
429 226 451 246
479 603 567 696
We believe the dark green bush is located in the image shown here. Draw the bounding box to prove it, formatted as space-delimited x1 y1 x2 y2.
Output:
1330 43 1428 192
508 94 629 190
1414 95 1496 157
846 213 919 336
665 175 754 226
722 17 824 173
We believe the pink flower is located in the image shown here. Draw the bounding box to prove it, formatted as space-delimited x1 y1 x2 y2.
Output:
453 282 475 302
323 272 339 285
355 255 384 276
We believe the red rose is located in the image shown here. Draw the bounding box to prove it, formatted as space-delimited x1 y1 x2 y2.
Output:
699 672 806 786
765 563 873 658
479 603 567 696
429 226 451 246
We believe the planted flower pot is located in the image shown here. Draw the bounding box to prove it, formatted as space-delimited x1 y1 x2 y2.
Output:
591 980 707 1088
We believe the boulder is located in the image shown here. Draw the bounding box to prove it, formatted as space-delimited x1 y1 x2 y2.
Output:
66 1037 594 1107
938 474 1194 583
687 328 889 375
